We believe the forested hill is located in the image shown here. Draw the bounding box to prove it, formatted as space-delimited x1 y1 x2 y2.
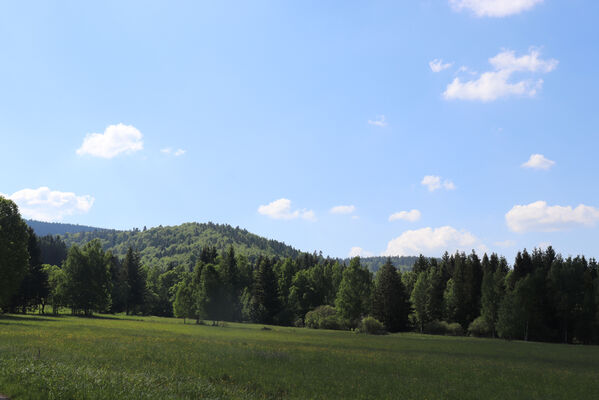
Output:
28 220 420 272
58 222 302 269
346 256 420 272
26 220 102 236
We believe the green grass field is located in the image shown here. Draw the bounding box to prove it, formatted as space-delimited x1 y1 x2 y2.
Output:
1 314 598 399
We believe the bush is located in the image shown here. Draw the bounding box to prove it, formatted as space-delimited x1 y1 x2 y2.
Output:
357 316 386 335
446 322 464 336
468 317 491 337
424 320 464 336
305 306 342 330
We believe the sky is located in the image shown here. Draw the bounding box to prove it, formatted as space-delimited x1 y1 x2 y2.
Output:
1 0 598 262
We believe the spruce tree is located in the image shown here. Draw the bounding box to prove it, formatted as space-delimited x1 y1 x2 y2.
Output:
124 247 145 315
372 259 408 332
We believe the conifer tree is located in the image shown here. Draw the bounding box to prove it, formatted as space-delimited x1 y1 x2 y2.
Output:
372 259 409 332
124 247 145 315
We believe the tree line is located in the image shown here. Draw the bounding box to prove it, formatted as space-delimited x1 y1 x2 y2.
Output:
2 196 599 344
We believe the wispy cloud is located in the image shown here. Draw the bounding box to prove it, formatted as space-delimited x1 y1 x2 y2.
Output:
389 209 421 222
421 175 456 192
161 147 187 156
368 115 388 127
330 205 356 215
449 0 544 18
443 48 558 102
429 59 453 73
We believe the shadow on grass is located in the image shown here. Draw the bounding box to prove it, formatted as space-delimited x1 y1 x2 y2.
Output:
0 314 58 323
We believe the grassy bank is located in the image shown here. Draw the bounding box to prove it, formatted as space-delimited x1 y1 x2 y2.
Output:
1 314 598 399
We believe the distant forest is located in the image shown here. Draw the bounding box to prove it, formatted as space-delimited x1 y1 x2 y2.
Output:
1 202 597 345
26 220 419 272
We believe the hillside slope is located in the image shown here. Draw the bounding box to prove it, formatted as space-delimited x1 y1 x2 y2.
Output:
26 220 101 236
28 220 419 271
59 222 301 268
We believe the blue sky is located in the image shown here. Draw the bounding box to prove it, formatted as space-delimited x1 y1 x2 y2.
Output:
1 0 598 261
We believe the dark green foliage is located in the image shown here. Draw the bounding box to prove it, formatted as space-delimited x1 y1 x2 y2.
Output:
38 235 68 266
173 274 196 323
335 257 372 328
0 197 29 311
357 316 386 334
61 222 301 270
468 316 491 337
372 259 409 332
480 254 507 337
304 305 342 330
345 255 420 273
63 240 112 315
124 247 146 315
424 320 464 336
248 257 280 324
9 227 49 313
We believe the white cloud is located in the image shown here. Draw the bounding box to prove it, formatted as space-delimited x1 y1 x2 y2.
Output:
506 201 599 233
389 209 421 222
522 154 555 170
368 115 387 127
330 205 356 215
76 123 143 158
349 247 374 258
421 175 456 192
383 226 486 257
450 0 544 17
161 147 186 157
494 239 516 247
258 198 316 221
443 49 557 102
3 187 94 222
429 59 453 73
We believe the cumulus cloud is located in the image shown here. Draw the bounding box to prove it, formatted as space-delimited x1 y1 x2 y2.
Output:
506 201 599 232
429 59 453 73
2 187 94 222
349 247 374 258
449 0 544 17
368 115 387 127
161 147 186 157
421 175 456 192
443 48 558 102
258 198 316 221
522 154 555 170
77 123 143 158
383 226 486 257
330 205 356 215
389 209 421 222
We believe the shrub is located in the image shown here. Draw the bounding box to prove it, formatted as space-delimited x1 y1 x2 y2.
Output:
424 320 464 336
357 316 386 335
305 306 342 330
468 316 491 337
446 322 464 336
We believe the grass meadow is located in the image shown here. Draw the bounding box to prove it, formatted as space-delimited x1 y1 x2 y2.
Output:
1 314 598 399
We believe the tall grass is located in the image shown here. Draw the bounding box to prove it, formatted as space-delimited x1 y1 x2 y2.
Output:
1 314 598 399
